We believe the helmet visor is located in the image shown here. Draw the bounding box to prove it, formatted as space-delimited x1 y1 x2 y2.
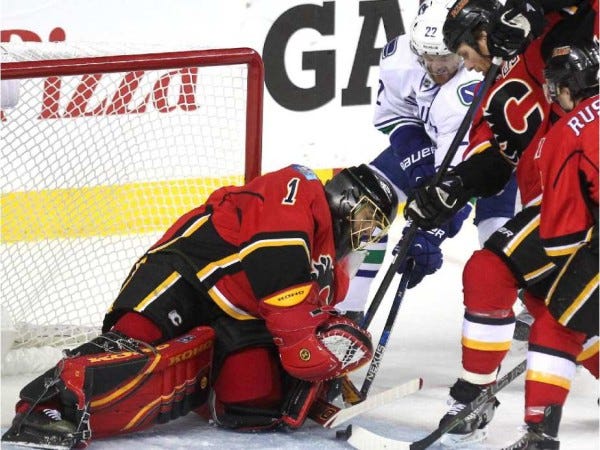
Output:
349 196 393 252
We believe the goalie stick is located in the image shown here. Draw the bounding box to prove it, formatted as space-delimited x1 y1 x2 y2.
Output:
345 359 527 450
308 377 423 428
333 260 415 407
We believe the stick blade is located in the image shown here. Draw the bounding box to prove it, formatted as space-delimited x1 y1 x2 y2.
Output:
347 425 412 450
325 377 422 428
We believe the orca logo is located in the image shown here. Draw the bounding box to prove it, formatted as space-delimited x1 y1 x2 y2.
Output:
457 80 479 106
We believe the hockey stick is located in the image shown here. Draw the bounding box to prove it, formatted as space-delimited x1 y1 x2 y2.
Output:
345 359 527 450
361 57 503 331
308 377 423 428
336 259 416 406
358 259 415 401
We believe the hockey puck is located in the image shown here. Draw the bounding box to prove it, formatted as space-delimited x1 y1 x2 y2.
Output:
335 424 352 440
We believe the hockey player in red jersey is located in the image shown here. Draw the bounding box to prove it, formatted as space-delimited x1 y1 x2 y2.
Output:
1 164 398 449
405 0 598 447
538 43 599 336
502 39 599 450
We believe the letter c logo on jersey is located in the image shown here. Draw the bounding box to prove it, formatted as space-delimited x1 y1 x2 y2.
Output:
457 80 479 106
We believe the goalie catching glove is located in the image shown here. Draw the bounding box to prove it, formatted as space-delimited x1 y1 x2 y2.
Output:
259 282 373 382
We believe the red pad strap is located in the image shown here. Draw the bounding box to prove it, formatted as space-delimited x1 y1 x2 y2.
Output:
59 326 214 440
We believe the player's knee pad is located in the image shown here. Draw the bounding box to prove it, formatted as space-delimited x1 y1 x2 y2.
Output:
463 249 519 312
21 327 214 445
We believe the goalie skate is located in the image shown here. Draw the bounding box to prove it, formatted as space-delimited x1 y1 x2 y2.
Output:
2 408 79 450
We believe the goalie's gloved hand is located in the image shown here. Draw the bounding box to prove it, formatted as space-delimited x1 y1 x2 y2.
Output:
395 205 471 289
488 0 545 59
259 283 372 382
405 173 472 230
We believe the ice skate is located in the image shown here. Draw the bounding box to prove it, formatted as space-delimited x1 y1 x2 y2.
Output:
439 378 499 448
1 405 78 450
502 405 561 450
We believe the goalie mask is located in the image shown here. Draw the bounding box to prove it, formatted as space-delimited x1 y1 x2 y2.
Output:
544 42 599 108
325 165 398 259
443 0 501 54
411 1 462 85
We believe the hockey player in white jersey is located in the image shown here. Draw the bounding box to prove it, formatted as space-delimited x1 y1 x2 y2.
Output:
336 0 518 314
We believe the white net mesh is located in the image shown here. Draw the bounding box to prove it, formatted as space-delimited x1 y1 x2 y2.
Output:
1 43 262 360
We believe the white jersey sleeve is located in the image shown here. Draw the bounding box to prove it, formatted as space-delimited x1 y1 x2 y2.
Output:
373 35 425 138
424 67 482 171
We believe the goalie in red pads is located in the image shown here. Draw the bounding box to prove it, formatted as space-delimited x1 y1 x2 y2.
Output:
2 164 397 449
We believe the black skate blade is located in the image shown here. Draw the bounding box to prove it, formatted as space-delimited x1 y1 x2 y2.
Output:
2 427 76 450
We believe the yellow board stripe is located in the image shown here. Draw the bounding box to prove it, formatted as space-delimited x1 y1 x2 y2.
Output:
1 169 337 243
1 177 240 243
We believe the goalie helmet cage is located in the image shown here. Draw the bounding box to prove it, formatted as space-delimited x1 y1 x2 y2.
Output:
1 43 263 370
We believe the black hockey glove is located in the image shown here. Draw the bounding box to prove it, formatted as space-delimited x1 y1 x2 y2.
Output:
404 174 471 230
488 0 545 59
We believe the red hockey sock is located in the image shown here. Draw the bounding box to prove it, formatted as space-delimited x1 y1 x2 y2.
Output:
525 308 588 422
578 337 599 379
461 249 518 378
112 312 163 343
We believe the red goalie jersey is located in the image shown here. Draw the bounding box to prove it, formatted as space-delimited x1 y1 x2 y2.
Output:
148 164 349 319
537 95 599 257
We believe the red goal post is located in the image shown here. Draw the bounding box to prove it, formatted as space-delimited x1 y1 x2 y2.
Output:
1 45 264 369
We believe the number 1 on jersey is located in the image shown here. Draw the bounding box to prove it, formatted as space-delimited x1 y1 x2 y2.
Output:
282 177 300 205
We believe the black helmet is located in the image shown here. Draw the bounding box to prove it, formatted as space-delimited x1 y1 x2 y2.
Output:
325 164 398 259
443 0 501 53
544 41 599 103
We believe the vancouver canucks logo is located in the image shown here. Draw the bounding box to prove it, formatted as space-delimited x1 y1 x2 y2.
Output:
457 80 479 106
311 254 334 303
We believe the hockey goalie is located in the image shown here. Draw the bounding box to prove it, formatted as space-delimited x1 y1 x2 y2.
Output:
1 163 398 449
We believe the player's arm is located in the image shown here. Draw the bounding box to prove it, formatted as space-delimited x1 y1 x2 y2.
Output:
237 170 372 382
404 139 513 230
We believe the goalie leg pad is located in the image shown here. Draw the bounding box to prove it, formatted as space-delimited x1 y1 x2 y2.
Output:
59 326 214 441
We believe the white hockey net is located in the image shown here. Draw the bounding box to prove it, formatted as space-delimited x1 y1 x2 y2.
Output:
1 43 263 372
